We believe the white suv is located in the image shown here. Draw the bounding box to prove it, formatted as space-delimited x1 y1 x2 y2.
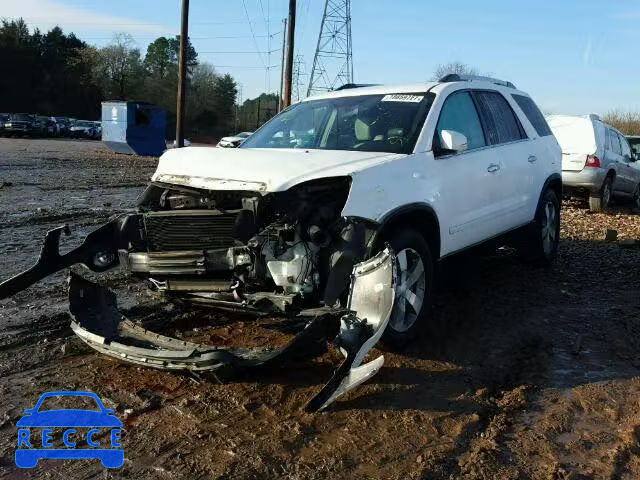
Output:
108 74 561 347
6 76 554 353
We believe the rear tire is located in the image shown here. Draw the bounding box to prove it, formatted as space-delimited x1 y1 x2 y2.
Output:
381 229 434 350
518 188 560 265
632 184 640 213
589 176 613 212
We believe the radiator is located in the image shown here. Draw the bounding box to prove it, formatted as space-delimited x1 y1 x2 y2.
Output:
143 210 237 252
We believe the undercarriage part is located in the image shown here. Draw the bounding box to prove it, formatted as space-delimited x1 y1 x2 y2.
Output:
68 248 397 412
0 217 137 300
69 273 336 373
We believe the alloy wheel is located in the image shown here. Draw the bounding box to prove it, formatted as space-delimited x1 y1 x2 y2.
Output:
389 248 426 333
541 200 558 256
602 181 612 208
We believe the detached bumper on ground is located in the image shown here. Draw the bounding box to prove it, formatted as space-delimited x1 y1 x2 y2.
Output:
0 222 397 411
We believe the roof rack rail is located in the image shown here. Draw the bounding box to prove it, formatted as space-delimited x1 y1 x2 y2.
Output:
439 74 516 89
333 83 380 91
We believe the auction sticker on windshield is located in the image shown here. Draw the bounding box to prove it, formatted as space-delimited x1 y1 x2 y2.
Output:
381 94 424 102
15 391 124 469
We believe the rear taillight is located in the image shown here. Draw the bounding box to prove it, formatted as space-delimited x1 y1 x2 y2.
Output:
585 155 601 168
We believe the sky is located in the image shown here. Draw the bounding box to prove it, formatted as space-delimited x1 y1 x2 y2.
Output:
4 0 640 115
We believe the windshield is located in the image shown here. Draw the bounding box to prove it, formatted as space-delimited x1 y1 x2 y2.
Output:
241 93 434 154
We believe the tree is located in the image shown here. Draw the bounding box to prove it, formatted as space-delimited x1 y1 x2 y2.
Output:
431 62 479 81
96 33 145 100
0 19 101 117
212 74 238 132
237 93 279 131
145 35 198 79
604 110 640 136
0 20 239 138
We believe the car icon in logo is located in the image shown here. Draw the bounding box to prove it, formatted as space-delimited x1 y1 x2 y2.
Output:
16 391 124 468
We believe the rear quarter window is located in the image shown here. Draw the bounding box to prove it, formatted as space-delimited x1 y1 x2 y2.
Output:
473 91 525 145
512 94 553 137
609 129 622 155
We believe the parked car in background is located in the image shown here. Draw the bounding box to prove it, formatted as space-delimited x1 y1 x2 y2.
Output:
627 135 640 159
4 113 39 137
69 120 97 139
36 116 56 137
53 117 71 137
547 114 640 212
217 131 253 148
91 121 102 139
0 113 8 135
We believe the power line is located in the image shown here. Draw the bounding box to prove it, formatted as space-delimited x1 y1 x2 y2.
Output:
257 0 270 33
240 0 267 68
198 50 280 54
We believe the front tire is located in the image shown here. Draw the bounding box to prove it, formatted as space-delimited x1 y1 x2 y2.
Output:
381 229 434 349
519 188 560 264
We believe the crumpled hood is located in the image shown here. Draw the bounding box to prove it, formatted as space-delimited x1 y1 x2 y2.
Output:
152 147 405 192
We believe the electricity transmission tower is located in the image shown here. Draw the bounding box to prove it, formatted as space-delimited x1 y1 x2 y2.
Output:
307 0 353 96
292 55 307 103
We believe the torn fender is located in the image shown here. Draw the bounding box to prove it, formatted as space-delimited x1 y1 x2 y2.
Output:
68 248 397 412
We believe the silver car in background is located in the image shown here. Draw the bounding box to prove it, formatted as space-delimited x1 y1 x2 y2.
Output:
547 114 640 212
216 131 253 148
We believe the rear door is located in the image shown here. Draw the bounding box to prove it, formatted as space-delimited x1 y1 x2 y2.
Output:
607 128 627 193
617 132 638 193
511 94 558 219
471 90 532 229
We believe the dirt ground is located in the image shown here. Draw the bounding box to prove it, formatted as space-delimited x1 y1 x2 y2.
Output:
1 138 640 479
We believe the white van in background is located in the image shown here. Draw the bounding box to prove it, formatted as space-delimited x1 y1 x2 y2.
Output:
547 114 640 212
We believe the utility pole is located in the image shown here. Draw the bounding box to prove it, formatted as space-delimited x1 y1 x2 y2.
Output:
175 0 189 147
282 0 296 108
278 17 287 112
256 97 261 129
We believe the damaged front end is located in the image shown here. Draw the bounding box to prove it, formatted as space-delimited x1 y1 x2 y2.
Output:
69 247 396 411
0 176 398 410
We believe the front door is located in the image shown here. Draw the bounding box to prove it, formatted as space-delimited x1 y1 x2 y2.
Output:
430 90 504 253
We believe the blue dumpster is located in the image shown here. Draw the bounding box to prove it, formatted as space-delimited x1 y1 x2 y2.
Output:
101 101 167 156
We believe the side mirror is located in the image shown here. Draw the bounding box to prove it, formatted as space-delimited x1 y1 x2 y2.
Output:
439 130 468 154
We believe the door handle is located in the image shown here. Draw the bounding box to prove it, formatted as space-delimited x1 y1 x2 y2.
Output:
528 155 537 163
487 163 500 173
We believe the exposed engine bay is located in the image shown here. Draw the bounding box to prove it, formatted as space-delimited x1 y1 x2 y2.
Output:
0 176 399 411
122 177 371 312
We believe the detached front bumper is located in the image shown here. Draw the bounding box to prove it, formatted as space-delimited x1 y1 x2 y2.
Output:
70 247 397 412
0 218 399 411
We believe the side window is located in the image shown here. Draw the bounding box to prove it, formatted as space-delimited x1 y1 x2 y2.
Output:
512 94 553 137
609 129 622 155
619 133 632 159
473 91 526 145
435 91 486 153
